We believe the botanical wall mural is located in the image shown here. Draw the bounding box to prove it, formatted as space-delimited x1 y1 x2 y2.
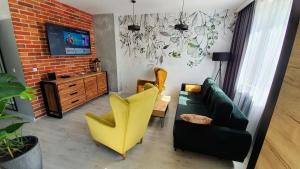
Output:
119 10 236 67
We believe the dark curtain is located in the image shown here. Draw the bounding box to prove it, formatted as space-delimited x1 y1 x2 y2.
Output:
223 2 255 99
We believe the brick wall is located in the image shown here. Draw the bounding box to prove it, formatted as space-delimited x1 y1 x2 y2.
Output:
8 0 96 118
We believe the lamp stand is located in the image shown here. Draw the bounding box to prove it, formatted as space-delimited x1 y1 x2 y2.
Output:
214 61 223 86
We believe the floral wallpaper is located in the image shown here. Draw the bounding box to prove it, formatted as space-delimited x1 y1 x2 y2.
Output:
118 10 236 67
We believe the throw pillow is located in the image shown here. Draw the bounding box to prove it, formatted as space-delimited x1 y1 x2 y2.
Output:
185 84 201 93
180 114 213 125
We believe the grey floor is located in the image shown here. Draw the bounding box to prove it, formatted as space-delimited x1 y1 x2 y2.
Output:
23 94 237 169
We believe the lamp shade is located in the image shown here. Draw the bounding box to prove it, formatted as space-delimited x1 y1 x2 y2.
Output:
128 25 140 31
212 52 231 61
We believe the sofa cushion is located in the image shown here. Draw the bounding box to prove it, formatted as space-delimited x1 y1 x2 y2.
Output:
206 84 224 111
180 114 213 125
227 105 249 130
179 91 203 104
200 78 215 101
176 100 210 121
210 90 233 126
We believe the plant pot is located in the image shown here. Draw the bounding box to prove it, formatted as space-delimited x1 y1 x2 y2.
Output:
0 136 42 169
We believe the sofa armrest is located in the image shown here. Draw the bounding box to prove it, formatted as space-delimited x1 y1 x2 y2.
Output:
181 83 202 93
173 120 252 162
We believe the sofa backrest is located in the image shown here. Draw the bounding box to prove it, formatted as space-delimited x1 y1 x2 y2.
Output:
205 84 248 130
209 85 233 125
200 78 215 101
228 105 249 130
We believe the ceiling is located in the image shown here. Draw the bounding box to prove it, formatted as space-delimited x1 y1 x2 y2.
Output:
58 0 247 15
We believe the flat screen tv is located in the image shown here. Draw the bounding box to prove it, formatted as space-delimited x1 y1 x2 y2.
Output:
46 23 91 56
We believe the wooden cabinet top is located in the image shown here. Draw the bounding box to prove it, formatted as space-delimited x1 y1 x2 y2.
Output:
43 72 106 85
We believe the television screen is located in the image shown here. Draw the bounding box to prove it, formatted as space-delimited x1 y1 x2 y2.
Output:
46 23 91 56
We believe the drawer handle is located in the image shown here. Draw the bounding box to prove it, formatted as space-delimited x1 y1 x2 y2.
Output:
70 92 78 96
69 84 76 87
71 100 79 104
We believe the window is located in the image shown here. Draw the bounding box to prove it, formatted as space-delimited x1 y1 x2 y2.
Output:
234 0 292 134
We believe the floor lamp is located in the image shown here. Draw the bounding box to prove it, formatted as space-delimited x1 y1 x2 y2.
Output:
212 52 231 86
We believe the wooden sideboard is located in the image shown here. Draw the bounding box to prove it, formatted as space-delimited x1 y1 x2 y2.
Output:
41 72 108 118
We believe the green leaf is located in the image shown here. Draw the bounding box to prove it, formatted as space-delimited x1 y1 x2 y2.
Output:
0 123 27 138
0 100 8 113
0 131 19 141
0 114 22 121
0 73 16 83
170 37 179 43
187 38 200 55
168 51 181 58
19 87 36 101
0 82 26 100
163 45 170 49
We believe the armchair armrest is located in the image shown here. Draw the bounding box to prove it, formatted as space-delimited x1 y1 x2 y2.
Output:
86 112 115 128
137 79 155 93
181 83 202 93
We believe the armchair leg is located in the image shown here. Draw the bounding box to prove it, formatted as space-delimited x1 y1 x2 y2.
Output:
94 141 101 147
121 154 126 160
138 138 143 144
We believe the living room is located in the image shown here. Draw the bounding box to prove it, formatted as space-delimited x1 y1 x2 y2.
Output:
0 0 299 169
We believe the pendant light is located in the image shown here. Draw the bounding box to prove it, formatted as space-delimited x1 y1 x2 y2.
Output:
128 0 140 31
174 0 188 31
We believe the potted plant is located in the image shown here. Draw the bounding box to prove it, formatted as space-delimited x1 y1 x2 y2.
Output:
0 73 42 169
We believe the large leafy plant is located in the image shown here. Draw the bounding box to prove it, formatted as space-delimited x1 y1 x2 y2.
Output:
0 73 35 160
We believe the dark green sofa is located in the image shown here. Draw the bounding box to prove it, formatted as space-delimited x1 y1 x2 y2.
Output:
173 78 252 162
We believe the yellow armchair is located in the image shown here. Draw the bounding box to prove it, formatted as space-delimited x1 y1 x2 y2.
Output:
136 67 167 93
85 83 159 159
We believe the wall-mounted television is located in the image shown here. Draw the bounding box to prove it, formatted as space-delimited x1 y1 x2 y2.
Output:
46 23 91 56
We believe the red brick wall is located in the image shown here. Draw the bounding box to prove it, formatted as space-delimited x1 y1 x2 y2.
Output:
8 0 96 118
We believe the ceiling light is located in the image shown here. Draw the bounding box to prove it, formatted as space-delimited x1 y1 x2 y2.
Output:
128 0 140 31
175 0 189 32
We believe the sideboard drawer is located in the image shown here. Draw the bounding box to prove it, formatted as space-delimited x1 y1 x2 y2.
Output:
59 88 85 103
58 79 84 91
61 96 86 112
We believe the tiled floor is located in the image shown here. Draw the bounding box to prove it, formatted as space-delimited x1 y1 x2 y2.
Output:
23 94 235 169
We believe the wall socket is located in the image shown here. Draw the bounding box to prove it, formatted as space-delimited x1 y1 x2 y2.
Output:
32 67 38 72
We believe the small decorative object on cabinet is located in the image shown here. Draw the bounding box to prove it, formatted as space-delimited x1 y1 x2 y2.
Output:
41 72 108 118
91 58 102 72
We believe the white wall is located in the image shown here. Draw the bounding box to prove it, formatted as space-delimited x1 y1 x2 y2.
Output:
115 10 236 97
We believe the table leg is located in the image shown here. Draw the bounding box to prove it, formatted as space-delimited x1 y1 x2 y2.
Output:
160 117 164 128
